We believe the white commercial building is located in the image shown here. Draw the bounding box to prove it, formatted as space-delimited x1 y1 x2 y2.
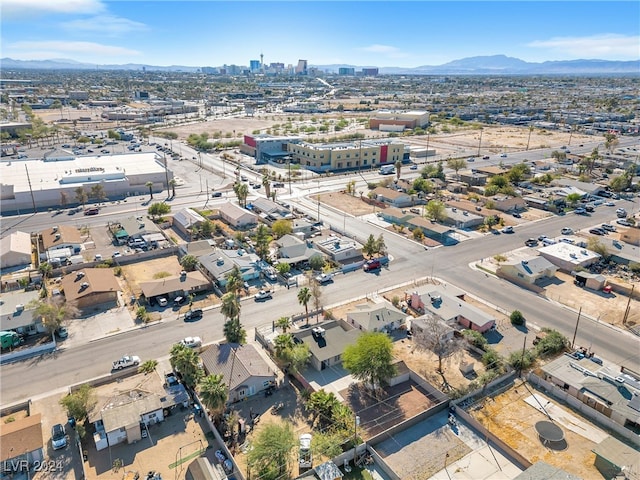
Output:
0 152 173 214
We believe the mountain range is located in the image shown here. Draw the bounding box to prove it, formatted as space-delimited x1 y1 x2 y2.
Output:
1 55 638 75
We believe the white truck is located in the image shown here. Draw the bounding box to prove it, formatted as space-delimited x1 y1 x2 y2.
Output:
112 355 140 370
255 290 273 301
379 164 396 175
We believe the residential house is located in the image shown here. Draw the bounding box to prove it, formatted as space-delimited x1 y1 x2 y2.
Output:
370 187 414 208
251 198 292 224
408 286 496 333
406 216 455 245
0 231 32 270
198 249 261 288
484 195 527 213
538 243 600 272
292 320 362 371
139 271 211 302
497 256 558 286
442 207 483 229
313 234 362 263
200 343 276 403
217 202 258 229
179 239 217 258
40 225 83 254
410 314 456 342
292 218 316 239
459 170 488 187
346 298 407 333
275 234 324 267
173 208 206 237
89 370 189 451
108 216 162 245
0 289 45 336
540 353 640 434
60 268 120 310
620 226 640 247
470 165 509 178
592 436 640 480
551 178 606 197
0 413 44 468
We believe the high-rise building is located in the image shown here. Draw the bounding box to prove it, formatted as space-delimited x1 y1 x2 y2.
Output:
249 60 261 72
295 59 308 75
362 68 379 76
338 67 355 75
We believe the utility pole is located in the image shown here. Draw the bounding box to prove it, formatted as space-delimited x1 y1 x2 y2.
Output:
622 284 634 325
25 165 36 212
571 307 582 349
353 415 360 464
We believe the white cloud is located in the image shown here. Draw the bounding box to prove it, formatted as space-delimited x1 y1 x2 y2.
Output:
1 0 105 18
527 34 640 60
62 15 148 36
360 44 409 59
8 41 141 58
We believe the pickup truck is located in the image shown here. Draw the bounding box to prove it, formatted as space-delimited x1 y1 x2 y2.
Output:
112 355 140 370
315 273 333 284
255 290 273 301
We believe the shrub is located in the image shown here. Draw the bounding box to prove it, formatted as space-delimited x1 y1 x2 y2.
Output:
508 350 536 371
481 348 501 370
463 330 488 350
510 310 525 325
535 329 569 357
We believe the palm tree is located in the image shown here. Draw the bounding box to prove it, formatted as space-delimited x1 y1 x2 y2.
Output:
275 316 291 333
274 333 295 359
395 160 402 180
262 175 271 198
298 287 312 325
169 179 177 198
221 292 240 322
198 374 228 417
145 181 154 199
224 265 243 295
233 182 249 207
170 343 203 387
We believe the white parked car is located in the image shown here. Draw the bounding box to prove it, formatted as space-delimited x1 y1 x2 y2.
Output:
112 355 140 370
315 273 333 284
255 290 273 300
561 227 573 235
181 336 202 348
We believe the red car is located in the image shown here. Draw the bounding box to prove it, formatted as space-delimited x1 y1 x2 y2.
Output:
363 259 381 272
84 208 99 215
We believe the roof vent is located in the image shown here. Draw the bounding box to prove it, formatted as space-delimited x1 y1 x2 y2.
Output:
54 233 61 240
52 226 58 233
522 260 528 265
16 304 24 312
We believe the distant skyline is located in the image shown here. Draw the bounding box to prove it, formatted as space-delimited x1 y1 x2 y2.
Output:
1 1 639 68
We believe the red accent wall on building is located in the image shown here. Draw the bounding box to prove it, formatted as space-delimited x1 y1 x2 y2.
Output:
244 135 256 148
380 145 388 162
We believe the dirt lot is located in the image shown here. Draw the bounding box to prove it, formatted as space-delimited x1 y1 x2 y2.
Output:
470 380 603 480
317 191 378 217
121 256 185 297
478 250 640 329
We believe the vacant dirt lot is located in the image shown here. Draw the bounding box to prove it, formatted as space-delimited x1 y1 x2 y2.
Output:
317 191 378 217
471 380 602 480
121 256 184 297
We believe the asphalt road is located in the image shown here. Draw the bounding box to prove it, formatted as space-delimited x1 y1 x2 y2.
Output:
1 138 639 405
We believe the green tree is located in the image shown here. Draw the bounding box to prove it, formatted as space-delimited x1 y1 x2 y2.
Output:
535 329 569 357
425 200 447 222
308 253 325 271
199 220 213 238
307 389 343 427
375 234 387 255
271 219 292 239
510 310 525 325
221 292 240 322
412 315 464 374
262 175 271 198
481 348 501 370
395 160 403 180
609 173 632 192
107 129 121 140
59 384 94 438
587 237 608 259
223 318 246 344
198 374 228 417
412 228 424 240
298 287 312 325
29 297 78 334
233 182 249 207
604 132 619 154
38 262 53 279
276 262 290 276
74 187 88 207
224 265 243 294
169 178 177 198
508 349 536 372
254 224 271 260
275 316 291 333
135 306 150 323
446 158 467 179
180 254 199 271
566 193 582 207
89 184 107 201
343 332 396 391
170 343 203 387
484 215 498 230
363 234 377 257
138 359 158 374
285 343 310 374
507 163 531 183
247 422 297 480
274 333 295 358
145 181 154 199
147 201 170 219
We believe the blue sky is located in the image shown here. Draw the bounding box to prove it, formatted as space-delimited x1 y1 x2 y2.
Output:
1 1 639 67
